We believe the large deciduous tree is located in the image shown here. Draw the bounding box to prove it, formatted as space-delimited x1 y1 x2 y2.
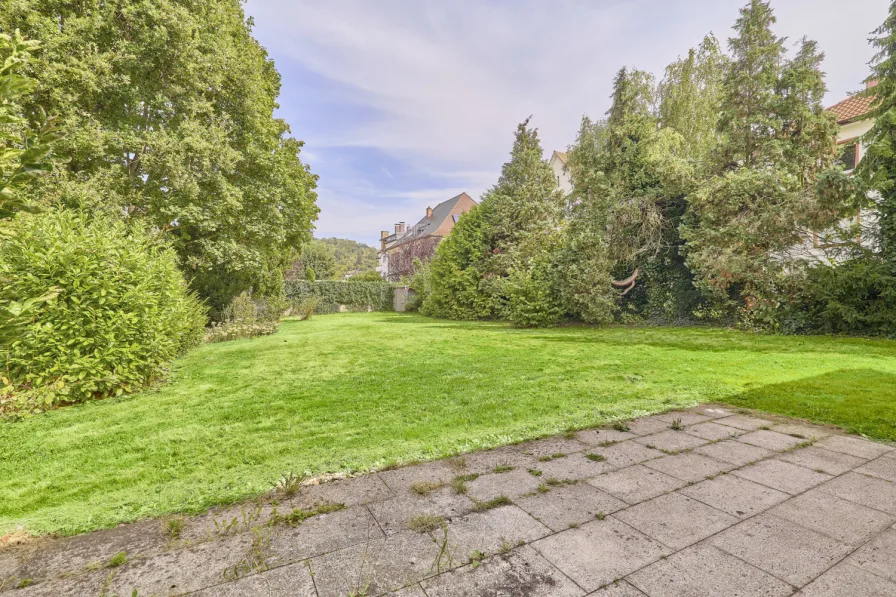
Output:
0 0 319 310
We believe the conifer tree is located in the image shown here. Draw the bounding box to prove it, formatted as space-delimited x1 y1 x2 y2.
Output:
859 1 896 266
683 0 852 306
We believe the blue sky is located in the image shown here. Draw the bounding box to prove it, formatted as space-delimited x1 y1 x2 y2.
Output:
244 0 888 247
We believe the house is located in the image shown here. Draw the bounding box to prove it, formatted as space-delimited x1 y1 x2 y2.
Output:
793 80 878 261
377 192 478 280
828 80 878 170
550 150 572 195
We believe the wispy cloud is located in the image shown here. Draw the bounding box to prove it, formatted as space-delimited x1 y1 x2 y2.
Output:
248 0 887 245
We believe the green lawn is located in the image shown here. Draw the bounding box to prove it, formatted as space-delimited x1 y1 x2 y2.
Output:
3 313 896 536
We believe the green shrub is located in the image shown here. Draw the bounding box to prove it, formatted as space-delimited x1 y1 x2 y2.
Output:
0 210 206 413
284 280 393 314
778 257 896 337
292 296 322 320
204 291 285 343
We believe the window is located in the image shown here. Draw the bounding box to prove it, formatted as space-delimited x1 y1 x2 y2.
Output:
452 214 460 223
837 140 858 171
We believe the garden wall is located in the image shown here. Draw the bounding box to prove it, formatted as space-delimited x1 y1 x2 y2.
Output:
284 280 394 314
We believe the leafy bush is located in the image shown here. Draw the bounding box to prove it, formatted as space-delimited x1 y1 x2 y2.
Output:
0 210 206 413
292 296 322 320
777 258 896 337
284 280 393 314
204 291 286 343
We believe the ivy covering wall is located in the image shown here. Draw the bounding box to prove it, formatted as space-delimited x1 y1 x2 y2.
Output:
284 281 394 314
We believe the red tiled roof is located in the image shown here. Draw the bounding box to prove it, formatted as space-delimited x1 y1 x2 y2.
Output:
826 94 875 124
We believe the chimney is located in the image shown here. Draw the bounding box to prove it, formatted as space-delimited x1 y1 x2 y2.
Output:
394 223 401 234
426 206 433 219
398 222 406 233
867 79 880 89
380 230 389 239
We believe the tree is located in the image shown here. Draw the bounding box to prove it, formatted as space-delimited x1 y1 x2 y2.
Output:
683 0 853 307
315 238 379 278
859 1 896 266
1 1 319 309
287 242 336 281
0 30 63 346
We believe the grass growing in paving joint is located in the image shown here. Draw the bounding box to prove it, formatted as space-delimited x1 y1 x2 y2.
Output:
3 313 896 536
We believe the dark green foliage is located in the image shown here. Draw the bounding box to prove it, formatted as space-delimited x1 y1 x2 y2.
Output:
289 242 337 281
1 0 319 306
860 2 896 265
284 280 393 314
422 119 565 324
0 210 206 413
421 203 497 320
778 258 896 337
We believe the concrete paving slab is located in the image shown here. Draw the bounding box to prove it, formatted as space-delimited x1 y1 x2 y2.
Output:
737 429 807 452
421 545 585 597
814 435 894 460
458 447 540 475
440 505 552 563
715 414 774 431
426 486 477 518
633 430 708 453
856 454 896 482
613 492 737 550
587 465 687 505
732 459 832 495
585 580 648 596
311 531 441 597
795 562 896 597
576 428 638 445
642 453 736 483
711 514 853 587
679 474 789 518
625 416 672 436
104 531 258 596
385 584 428 597
514 437 587 459
536 452 616 481
5 571 106 597
599 441 662 468
532 518 670 592
846 526 896 582
368 493 456 536
817 472 896 515
684 421 741 441
190 560 316 596
466 468 542 502
628 543 793 597
694 439 773 466
11 519 167 585
653 411 713 427
684 404 736 419
769 422 836 440
293 473 394 509
378 460 456 494
769 489 895 546
515 483 627 532
268 505 383 564
778 446 866 476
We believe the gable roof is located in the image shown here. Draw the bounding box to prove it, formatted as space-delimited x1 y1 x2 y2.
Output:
394 192 476 246
827 93 875 124
552 150 568 165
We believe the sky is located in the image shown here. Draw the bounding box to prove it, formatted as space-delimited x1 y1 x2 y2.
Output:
244 0 888 247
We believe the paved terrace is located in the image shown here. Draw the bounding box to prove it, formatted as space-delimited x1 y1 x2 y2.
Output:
2 405 896 596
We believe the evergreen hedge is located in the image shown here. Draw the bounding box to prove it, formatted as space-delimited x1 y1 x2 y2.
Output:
284 280 393 314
